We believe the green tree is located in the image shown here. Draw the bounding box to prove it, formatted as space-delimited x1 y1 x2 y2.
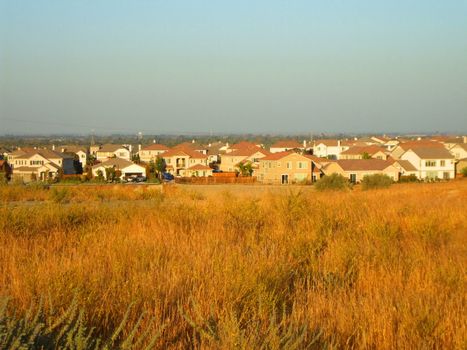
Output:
96 169 104 182
362 152 371 159
461 167 467 177
154 156 166 179
237 162 253 176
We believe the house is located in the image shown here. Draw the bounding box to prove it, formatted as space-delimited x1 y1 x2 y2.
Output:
225 141 263 153
392 160 418 177
448 143 467 160
390 140 444 159
269 140 305 154
185 164 213 177
322 159 400 183
162 148 209 177
312 140 351 159
258 151 322 184
11 149 75 182
205 141 226 164
173 141 208 155
60 145 88 166
138 143 169 163
220 146 270 173
0 147 11 160
339 146 388 160
91 158 146 180
400 147 455 180
95 144 131 161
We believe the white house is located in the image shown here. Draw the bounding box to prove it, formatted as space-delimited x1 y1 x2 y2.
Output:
269 140 305 153
313 140 351 159
91 158 146 180
400 147 455 180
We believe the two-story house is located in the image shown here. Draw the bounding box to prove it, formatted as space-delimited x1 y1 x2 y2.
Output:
138 143 169 163
162 148 209 177
339 146 388 160
95 144 131 161
400 147 455 180
258 151 322 184
60 146 88 166
312 140 351 159
269 140 305 154
11 149 75 181
220 146 270 174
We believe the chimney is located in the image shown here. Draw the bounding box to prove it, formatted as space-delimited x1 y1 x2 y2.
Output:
208 143 212 147
153 139 156 144
128 145 132 153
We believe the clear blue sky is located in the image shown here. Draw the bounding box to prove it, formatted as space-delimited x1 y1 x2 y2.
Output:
1 0 466 135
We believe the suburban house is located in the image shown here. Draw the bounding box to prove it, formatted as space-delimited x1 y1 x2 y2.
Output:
173 141 208 155
400 147 455 180
392 160 418 177
162 148 209 177
220 146 270 173
269 140 305 154
225 141 263 154
10 149 75 181
390 140 444 159
95 144 131 161
339 145 388 160
312 140 351 159
205 141 226 164
185 164 213 177
448 143 467 160
138 143 169 163
257 151 322 184
322 159 400 183
91 158 146 180
60 145 88 166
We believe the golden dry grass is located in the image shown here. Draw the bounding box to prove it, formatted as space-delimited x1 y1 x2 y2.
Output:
0 181 466 349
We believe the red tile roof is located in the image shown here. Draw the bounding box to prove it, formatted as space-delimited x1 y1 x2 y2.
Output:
270 140 303 149
141 143 169 151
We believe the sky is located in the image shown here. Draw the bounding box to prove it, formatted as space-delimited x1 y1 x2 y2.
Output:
1 0 466 135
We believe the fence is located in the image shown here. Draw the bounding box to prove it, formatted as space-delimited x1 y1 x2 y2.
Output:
175 176 257 185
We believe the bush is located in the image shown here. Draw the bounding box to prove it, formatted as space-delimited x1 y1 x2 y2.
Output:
361 174 393 190
314 174 350 191
461 167 467 177
399 174 419 183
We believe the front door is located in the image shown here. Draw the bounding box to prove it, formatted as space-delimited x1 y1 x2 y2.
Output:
350 173 357 183
281 174 289 184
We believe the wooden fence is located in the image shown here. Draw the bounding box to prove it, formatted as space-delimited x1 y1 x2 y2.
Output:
175 176 257 185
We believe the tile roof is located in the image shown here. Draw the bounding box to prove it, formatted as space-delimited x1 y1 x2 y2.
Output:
187 164 212 171
393 160 417 171
261 151 294 161
98 144 128 152
398 141 444 150
340 145 386 155
162 148 207 159
270 140 303 149
226 146 270 157
141 143 170 151
336 159 395 171
92 158 135 169
407 147 454 159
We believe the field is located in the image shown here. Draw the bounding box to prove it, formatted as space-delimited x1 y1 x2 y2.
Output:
0 181 466 349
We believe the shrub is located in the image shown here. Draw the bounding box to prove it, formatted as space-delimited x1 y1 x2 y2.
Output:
461 167 467 177
361 174 393 190
399 174 419 183
314 173 350 191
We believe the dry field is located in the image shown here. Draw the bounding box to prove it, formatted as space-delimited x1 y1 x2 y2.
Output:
0 181 466 349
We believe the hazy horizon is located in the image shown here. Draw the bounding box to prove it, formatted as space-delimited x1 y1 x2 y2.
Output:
1 1 467 135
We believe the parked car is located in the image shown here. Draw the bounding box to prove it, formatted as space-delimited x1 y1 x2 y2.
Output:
162 172 174 181
135 176 146 183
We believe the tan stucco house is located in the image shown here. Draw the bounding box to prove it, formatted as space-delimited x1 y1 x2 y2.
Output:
138 143 169 163
322 159 400 183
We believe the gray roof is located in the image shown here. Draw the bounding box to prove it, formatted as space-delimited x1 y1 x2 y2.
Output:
394 160 417 171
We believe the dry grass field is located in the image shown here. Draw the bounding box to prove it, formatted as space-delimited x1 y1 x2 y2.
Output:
0 181 466 349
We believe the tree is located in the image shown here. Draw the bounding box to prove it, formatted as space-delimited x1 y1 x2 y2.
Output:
96 169 104 182
73 155 83 174
154 156 166 179
237 162 253 176
461 167 467 177
362 152 371 159
132 153 141 163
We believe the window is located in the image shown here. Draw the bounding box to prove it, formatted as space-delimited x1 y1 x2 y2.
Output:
440 160 445 166
297 162 306 169
286 162 292 169
443 172 450 179
425 160 436 167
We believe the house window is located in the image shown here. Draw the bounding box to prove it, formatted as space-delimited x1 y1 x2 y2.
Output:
297 162 306 169
425 160 436 167
286 162 292 169
443 172 450 179
440 160 445 166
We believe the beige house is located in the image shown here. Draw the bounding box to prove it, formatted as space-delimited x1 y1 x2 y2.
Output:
339 146 388 160
138 143 169 163
162 148 209 176
322 159 400 183
91 158 146 180
11 149 75 182
449 143 467 160
258 151 322 184
400 147 455 180
269 140 305 154
390 141 444 159
96 144 131 161
185 164 213 177
220 146 270 173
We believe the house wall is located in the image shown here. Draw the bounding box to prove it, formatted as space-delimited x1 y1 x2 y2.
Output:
139 150 167 163
313 144 349 159
258 153 313 184
450 145 467 160
96 148 130 161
